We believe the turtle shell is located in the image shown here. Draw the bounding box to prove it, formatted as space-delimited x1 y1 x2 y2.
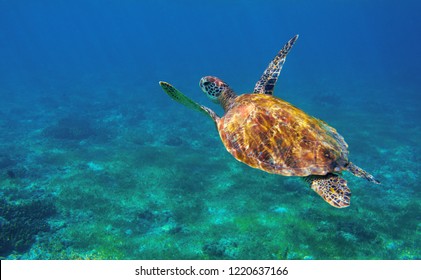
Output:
217 94 349 176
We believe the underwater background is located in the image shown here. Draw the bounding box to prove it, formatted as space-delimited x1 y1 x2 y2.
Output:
0 0 420 260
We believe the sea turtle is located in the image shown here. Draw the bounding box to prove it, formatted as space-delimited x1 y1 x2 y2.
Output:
159 35 380 208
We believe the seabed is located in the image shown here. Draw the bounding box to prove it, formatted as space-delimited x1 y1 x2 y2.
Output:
0 82 419 260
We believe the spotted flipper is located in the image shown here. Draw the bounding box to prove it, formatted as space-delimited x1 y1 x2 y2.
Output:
159 81 219 122
347 162 380 184
254 34 299 95
305 174 351 208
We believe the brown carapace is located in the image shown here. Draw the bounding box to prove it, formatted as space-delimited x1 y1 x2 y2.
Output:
218 94 348 177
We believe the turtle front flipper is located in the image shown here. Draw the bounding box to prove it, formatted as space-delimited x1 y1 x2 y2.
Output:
159 81 219 122
305 174 351 208
253 34 299 95
346 162 380 184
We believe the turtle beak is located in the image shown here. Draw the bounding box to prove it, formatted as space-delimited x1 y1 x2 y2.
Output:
199 77 210 92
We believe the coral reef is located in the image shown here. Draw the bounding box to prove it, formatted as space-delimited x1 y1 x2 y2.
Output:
0 199 56 256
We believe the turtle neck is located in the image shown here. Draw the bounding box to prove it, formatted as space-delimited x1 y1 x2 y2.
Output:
219 88 238 112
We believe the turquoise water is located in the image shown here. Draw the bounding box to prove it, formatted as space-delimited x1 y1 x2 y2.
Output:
0 0 420 259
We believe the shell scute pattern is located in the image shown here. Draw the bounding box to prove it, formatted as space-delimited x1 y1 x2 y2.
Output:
218 94 348 176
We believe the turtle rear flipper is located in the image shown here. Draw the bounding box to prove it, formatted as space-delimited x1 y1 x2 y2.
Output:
347 162 380 184
305 174 351 208
159 81 219 122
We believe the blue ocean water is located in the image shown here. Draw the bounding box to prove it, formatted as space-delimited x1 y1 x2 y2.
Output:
0 0 419 259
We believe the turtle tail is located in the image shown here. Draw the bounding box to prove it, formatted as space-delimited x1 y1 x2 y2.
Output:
346 162 380 184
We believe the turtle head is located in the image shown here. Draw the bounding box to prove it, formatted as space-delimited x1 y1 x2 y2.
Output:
199 76 229 102
199 76 236 111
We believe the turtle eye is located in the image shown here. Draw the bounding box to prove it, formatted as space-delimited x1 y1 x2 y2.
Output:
203 81 211 86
